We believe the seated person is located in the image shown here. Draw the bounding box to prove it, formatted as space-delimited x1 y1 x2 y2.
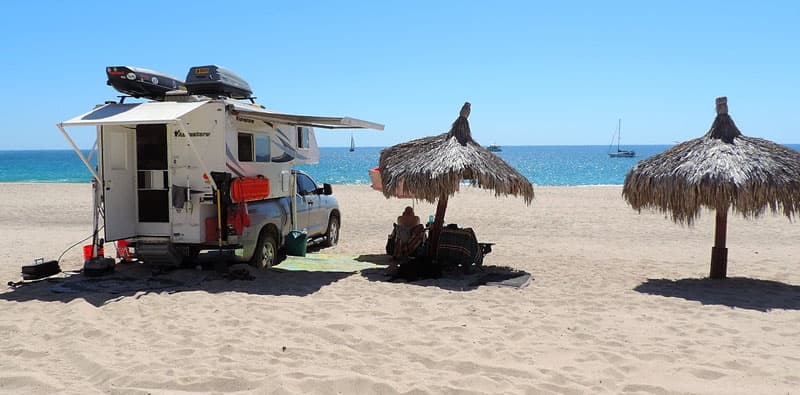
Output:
397 206 421 228
387 207 426 273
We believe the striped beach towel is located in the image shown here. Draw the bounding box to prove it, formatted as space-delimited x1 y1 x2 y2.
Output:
393 224 426 259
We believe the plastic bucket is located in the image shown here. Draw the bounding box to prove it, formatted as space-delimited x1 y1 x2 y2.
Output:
285 231 308 257
116 240 133 261
83 244 104 261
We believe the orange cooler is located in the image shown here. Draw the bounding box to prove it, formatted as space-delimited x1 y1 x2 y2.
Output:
230 177 270 202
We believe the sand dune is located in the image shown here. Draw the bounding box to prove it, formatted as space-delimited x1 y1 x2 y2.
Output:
1 183 799 394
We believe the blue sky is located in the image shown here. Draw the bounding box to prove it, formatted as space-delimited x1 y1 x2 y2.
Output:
1 0 797 149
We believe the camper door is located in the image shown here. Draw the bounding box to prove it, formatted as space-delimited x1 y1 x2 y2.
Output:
100 124 173 239
133 124 171 236
100 126 137 240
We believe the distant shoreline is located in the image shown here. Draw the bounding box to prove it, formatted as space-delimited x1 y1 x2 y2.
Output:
0 181 628 187
3 143 800 151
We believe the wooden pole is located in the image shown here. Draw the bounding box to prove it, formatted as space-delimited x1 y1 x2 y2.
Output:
427 194 449 258
710 206 729 279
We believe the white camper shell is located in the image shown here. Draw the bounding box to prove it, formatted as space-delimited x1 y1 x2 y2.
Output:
58 95 383 266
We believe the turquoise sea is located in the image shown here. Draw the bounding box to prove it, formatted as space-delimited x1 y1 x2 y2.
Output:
2 145 799 186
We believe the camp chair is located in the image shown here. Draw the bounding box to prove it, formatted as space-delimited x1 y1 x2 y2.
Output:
388 223 426 259
436 226 492 272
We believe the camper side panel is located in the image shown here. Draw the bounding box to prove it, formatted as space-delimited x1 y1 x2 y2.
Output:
169 103 226 244
226 114 294 199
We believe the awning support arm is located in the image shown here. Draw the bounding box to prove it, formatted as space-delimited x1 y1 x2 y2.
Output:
87 138 98 163
57 123 100 182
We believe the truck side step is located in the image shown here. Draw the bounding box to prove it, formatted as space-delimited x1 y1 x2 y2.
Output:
135 240 183 267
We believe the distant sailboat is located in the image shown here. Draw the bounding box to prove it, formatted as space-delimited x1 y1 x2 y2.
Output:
349 133 355 152
487 143 502 152
608 119 635 158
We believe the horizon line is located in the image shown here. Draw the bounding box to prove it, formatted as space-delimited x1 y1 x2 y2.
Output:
4 142 800 151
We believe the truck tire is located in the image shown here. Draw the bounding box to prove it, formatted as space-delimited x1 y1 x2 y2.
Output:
181 247 201 267
251 230 278 269
322 213 340 247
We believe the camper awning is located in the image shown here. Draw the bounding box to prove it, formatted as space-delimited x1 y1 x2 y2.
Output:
59 101 208 127
227 101 384 130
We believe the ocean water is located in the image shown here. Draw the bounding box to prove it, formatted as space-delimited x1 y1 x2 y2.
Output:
0 150 97 183
3 144 799 186
295 145 671 186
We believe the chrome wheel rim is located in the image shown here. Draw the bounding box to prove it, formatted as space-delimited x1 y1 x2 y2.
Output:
329 220 339 245
261 242 275 268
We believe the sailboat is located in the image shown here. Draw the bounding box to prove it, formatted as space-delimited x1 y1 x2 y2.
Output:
608 119 635 158
349 133 355 152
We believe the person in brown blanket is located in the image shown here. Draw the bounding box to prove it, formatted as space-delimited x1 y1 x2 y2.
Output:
386 206 426 275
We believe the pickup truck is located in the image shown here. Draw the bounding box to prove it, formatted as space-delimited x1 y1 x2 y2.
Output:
130 170 338 269
239 170 340 268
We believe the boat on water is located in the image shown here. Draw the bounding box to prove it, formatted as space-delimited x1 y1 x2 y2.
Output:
349 133 355 152
487 144 502 152
608 119 635 158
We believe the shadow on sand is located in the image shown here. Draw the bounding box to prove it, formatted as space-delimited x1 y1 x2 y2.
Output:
634 277 800 312
355 254 532 292
2 252 531 306
1 260 352 307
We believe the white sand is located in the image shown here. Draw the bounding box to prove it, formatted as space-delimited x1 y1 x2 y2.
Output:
1 183 799 394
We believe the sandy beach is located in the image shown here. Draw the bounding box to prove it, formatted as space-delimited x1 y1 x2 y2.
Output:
1 182 799 394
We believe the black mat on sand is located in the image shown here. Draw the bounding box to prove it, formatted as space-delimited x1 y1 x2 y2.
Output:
470 272 532 288
50 276 185 294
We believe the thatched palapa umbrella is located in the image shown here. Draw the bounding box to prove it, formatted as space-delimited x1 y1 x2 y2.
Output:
379 102 534 256
623 97 800 279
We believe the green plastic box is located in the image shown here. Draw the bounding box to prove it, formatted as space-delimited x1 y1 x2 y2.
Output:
285 230 308 257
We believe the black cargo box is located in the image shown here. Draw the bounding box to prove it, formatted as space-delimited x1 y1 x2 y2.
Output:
184 65 253 99
106 66 185 100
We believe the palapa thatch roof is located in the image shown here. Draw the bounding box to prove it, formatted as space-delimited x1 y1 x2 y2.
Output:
378 102 534 204
623 97 800 224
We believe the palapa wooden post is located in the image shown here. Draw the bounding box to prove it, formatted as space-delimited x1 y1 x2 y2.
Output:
715 96 728 115
710 207 729 279
427 102 470 258
710 97 730 279
427 194 449 258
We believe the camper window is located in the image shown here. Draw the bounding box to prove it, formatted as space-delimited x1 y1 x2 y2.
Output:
238 133 254 162
255 135 270 162
297 127 310 149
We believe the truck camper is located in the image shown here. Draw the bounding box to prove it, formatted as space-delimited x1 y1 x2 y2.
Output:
58 65 383 270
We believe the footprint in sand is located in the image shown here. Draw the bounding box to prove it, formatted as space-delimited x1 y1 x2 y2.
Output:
622 384 669 394
82 329 104 339
173 348 195 356
688 367 726 380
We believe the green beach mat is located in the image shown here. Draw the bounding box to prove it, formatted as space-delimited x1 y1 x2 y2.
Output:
272 253 385 273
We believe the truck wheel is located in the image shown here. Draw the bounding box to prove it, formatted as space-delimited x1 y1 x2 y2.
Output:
251 230 278 269
181 247 201 267
323 214 340 247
